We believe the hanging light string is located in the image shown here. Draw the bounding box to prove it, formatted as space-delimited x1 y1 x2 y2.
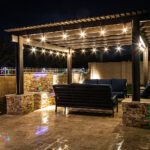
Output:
26 46 67 57
24 25 144 56
25 45 124 57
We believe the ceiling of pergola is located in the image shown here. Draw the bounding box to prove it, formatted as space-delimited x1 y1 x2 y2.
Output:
5 10 150 52
140 20 150 44
23 22 132 50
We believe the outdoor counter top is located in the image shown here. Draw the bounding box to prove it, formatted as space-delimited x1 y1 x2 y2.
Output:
122 98 150 104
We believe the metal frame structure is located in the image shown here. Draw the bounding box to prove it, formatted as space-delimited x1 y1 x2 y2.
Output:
5 10 150 101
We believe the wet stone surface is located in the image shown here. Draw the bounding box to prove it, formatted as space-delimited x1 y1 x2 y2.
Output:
0 104 150 150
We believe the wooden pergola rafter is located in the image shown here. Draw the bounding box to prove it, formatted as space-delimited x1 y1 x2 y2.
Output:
5 10 150 101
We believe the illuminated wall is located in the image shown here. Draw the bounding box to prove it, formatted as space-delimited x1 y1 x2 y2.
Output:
89 61 150 84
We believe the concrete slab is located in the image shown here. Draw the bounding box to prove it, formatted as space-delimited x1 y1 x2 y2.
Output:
0 104 150 150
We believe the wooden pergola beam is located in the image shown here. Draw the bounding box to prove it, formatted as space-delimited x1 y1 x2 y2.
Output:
51 36 131 46
12 35 69 53
16 36 24 95
24 23 132 39
39 33 131 43
61 41 131 50
132 19 140 101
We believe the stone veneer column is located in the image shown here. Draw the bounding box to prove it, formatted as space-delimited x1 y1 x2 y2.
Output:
33 92 55 110
6 93 34 115
122 98 150 129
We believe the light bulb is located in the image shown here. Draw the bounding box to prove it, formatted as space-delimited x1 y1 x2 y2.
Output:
31 47 37 53
62 33 68 40
104 47 108 52
82 49 85 54
116 46 122 52
49 51 53 55
100 29 106 36
56 52 60 56
26 38 31 43
80 31 86 38
122 27 128 33
42 49 46 54
92 48 97 53
41 35 46 42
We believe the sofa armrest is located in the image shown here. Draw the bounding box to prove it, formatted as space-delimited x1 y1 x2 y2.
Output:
111 94 118 103
123 88 127 97
111 94 118 112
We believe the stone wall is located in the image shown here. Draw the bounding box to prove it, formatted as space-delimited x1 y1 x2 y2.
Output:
6 93 34 115
89 61 150 84
0 71 86 97
122 98 150 129
24 73 53 92
6 92 56 114
0 76 16 97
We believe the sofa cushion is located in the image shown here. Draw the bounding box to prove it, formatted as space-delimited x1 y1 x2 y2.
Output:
112 92 125 98
83 79 98 84
111 79 127 92
98 79 112 85
141 85 150 98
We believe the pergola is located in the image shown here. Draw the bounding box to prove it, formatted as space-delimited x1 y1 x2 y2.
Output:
5 10 150 101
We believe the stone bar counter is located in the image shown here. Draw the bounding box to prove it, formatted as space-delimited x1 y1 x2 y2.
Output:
122 98 150 129
6 92 55 115
6 93 34 115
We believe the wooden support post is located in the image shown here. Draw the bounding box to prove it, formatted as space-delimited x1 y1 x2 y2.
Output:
132 20 140 101
16 36 24 95
143 47 149 85
67 49 72 84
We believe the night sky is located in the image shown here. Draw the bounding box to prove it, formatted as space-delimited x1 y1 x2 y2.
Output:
0 0 149 68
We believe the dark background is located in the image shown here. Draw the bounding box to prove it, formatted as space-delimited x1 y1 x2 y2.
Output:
0 0 149 68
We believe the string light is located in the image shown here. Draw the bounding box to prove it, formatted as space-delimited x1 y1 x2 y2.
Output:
116 45 122 52
138 42 145 52
122 27 128 34
62 33 68 40
41 35 46 42
92 48 97 53
62 53 66 57
82 49 85 54
31 47 37 53
49 51 53 55
42 49 46 54
56 52 60 56
100 29 106 36
104 47 109 52
71 50 75 54
80 31 86 38
26 38 31 43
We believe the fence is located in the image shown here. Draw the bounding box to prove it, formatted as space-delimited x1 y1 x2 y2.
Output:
0 67 88 76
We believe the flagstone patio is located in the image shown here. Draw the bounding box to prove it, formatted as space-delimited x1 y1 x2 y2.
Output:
0 104 150 150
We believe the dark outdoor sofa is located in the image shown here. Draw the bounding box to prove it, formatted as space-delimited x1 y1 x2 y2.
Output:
83 79 127 98
53 84 118 116
141 83 150 99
